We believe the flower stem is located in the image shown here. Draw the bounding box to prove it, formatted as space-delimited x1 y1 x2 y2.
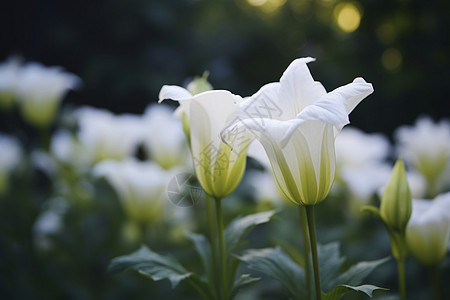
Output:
428 265 440 300
397 258 406 300
206 195 220 299
215 198 228 299
300 206 312 300
305 205 321 300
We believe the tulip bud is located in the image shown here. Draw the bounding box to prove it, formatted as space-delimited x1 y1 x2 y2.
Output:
380 158 412 233
186 71 212 95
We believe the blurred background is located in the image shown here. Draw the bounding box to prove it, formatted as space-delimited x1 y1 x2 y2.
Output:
1 0 449 134
1 0 449 299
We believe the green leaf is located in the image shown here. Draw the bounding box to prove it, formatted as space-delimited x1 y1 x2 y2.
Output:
108 245 215 299
335 257 390 287
225 210 276 255
185 232 216 290
318 242 346 292
238 247 306 299
322 284 388 300
230 274 260 299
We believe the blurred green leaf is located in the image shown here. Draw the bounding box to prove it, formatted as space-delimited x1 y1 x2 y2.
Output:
238 247 306 300
318 242 346 292
322 284 388 300
225 210 276 255
334 257 390 288
108 245 214 299
230 273 260 299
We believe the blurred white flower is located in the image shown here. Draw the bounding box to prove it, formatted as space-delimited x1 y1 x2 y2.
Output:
0 57 21 110
142 104 189 170
247 139 271 171
245 169 283 207
15 62 80 127
406 192 450 266
93 158 173 224
336 127 391 167
50 129 90 170
395 117 450 197
335 127 392 205
75 107 144 165
33 197 68 251
0 133 22 195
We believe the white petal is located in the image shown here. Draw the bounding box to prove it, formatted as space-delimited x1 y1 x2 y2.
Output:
278 57 327 115
332 77 374 116
158 85 192 103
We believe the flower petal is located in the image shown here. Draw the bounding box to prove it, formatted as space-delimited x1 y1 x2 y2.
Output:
278 57 327 115
158 85 192 103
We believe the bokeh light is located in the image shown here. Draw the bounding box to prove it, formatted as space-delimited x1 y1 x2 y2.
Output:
334 2 361 33
382 48 403 72
246 0 287 13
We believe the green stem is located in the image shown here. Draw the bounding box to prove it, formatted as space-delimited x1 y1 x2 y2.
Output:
206 195 220 299
429 265 440 300
215 198 228 300
300 206 312 300
397 258 406 300
305 205 321 300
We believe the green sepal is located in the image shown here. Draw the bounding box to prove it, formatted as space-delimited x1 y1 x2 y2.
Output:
361 205 381 220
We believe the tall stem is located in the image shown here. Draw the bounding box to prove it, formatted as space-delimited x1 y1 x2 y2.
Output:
206 195 220 298
300 206 312 300
215 198 228 299
429 265 440 300
305 205 321 300
397 258 406 300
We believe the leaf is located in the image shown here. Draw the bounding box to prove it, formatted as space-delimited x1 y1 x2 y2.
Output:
238 247 306 300
108 245 215 299
186 232 216 290
322 284 388 300
318 242 346 292
230 274 260 299
335 257 390 287
225 210 276 254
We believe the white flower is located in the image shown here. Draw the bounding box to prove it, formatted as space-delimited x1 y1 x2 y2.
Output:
0 133 22 195
75 106 144 164
245 169 283 207
93 158 172 224
222 57 373 205
395 117 450 196
142 104 189 170
406 192 450 266
159 86 252 199
335 127 392 204
16 62 80 127
0 57 21 109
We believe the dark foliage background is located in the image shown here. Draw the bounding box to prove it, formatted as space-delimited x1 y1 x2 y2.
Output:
1 0 449 134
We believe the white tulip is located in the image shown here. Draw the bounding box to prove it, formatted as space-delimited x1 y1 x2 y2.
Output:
93 158 172 224
395 117 450 196
75 106 144 164
222 57 373 205
406 192 450 266
142 104 189 170
159 86 252 199
16 62 80 127
0 57 21 109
